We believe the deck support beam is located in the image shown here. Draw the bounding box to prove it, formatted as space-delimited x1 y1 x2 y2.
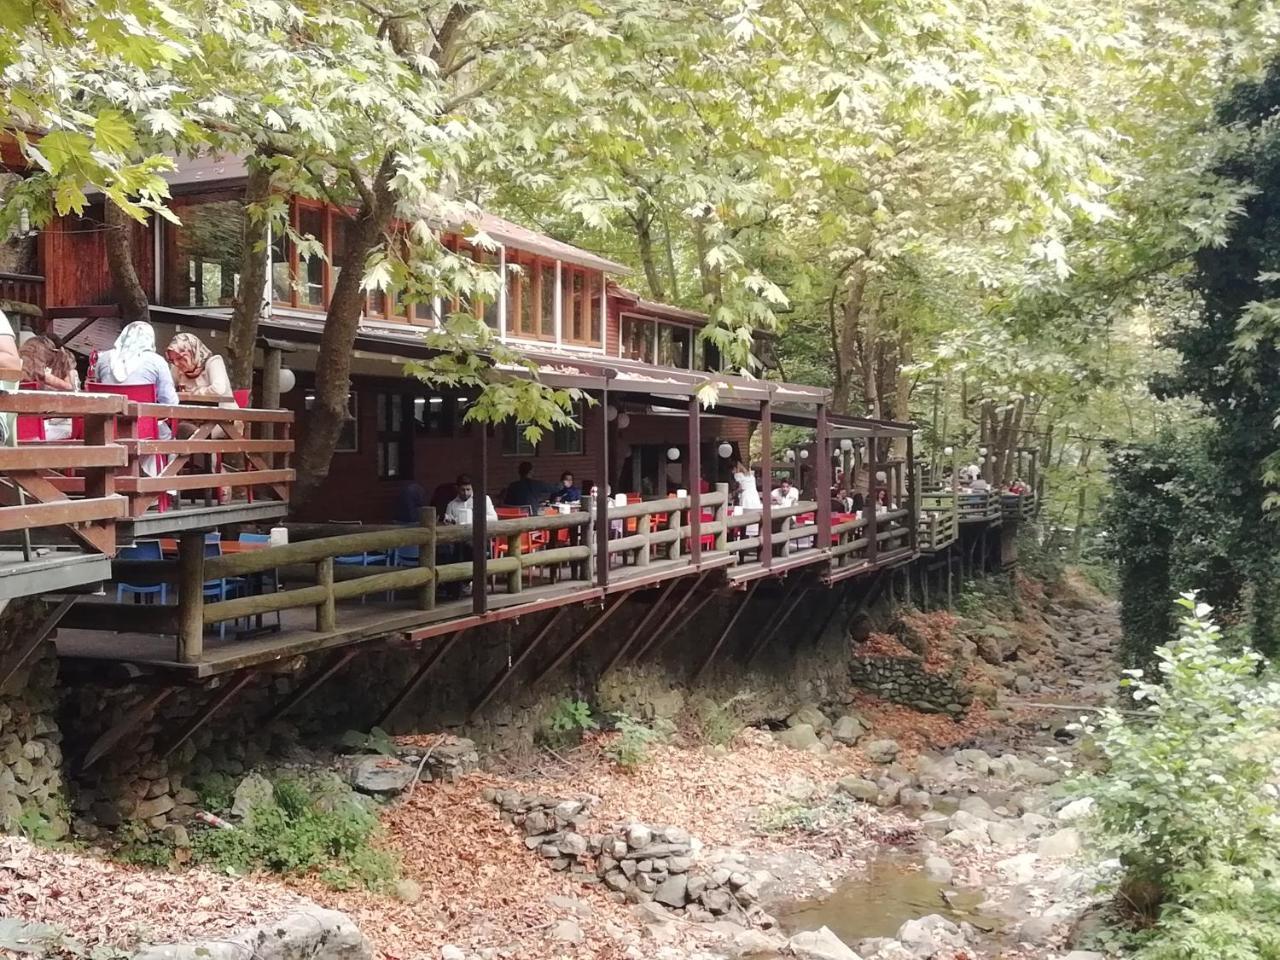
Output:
472 423 489 615
0 595 75 691
628 573 707 664
695 579 759 681
815 404 831 551
745 577 806 665
469 607 570 720
760 399 772 568
375 628 467 728
81 686 177 771
596 383 611 587
159 671 256 761
688 396 701 565
601 579 678 677
267 648 360 723
527 594 628 689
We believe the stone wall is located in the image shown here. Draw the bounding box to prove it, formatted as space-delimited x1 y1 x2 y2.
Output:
847 654 973 716
0 599 69 839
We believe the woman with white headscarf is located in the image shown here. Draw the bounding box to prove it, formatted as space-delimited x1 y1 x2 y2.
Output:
94 321 179 405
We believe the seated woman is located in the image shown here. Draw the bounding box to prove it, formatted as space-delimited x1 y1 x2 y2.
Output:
20 334 80 440
550 470 581 505
165 333 233 402
94 321 179 407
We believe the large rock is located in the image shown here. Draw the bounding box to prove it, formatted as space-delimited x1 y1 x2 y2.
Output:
349 757 417 795
787 926 863 960
922 856 953 884
787 704 832 733
836 776 880 803
775 724 827 753
831 715 866 745
132 908 371 960
230 773 273 818
1038 828 1081 859
957 795 1001 821
1056 797 1096 822
896 914 966 954
653 874 689 908
864 739 900 764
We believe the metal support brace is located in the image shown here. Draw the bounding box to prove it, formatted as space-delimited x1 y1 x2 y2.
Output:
469 608 570 720
628 573 707 664
376 629 468 728
695 579 760 681
159 672 256 761
601 579 679 677
267 648 360 723
81 686 177 771
527 594 628 689
745 578 806 665
0 596 75 691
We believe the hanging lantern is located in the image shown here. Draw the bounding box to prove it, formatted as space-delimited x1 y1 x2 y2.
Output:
978 446 988 457
278 368 297 394
606 405 618 422
943 445 954 456
876 470 887 483
978 455 987 464
717 442 733 459
799 449 809 460
667 447 680 461
839 438 854 452
616 412 631 429
784 450 796 463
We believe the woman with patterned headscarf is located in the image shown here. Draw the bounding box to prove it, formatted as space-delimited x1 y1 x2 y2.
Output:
164 332 232 401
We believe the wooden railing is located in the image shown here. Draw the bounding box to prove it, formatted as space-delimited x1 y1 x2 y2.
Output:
1001 491 1037 521
955 490 1001 523
0 272 45 312
918 492 959 551
0 392 127 556
115 401 294 515
602 487 728 568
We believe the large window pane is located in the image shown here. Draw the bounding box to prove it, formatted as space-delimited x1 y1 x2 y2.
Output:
623 316 655 362
164 199 245 307
541 264 556 339
587 272 601 343
270 225 292 304
299 206 325 307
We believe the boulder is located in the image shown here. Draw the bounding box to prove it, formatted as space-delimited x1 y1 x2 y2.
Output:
775 724 826 753
832 715 866 745
957 795 1001 821
836 776 880 803
923 856 953 884
864 739 900 764
626 823 653 849
230 773 273 818
786 926 863 960
701 889 735 915
1016 916 1056 944
132 908 371 960
1038 828 1081 859
896 914 965 954
731 929 786 957
653 874 689 908
1056 797 1096 822
787 704 832 733
350 757 416 796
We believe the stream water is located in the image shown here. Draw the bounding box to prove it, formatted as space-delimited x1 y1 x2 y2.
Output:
773 855 994 943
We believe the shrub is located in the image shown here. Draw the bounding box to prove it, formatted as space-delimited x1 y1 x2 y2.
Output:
193 776 398 891
1072 595 1280 957
548 698 598 735
688 695 749 747
605 714 667 769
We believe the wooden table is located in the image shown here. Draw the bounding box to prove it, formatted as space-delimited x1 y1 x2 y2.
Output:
156 538 270 555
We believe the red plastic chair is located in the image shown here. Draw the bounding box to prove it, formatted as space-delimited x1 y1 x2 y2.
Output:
233 389 250 408
16 414 45 442
86 382 168 511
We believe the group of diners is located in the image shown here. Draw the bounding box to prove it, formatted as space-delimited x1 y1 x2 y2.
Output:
953 464 1031 497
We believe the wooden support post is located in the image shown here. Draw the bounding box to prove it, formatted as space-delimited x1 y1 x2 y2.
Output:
714 482 729 551
528 594 628 688
760 398 772 568
316 557 336 632
695 579 759 681
472 423 489 615
636 512 651 567
159 672 255 761
596 385 611 587
376 629 467 728
506 532 523 593
268 648 359 722
629 573 707 664
601 579 679 677
667 503 681 560
81 687 177 771
581 493 595 582
81 404 116 555
469 608 570 719
688 395 702 565
815 404 831 552
177 531 206 664
0 596 75 691
745 577 805 665
907 433 918 555
261 346 282 468
418 507 436 610
866 456 879 567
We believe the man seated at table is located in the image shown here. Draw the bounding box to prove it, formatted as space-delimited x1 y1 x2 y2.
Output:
771 477 800 508
550 470 581 505
503 461 545 510
442 474 498 598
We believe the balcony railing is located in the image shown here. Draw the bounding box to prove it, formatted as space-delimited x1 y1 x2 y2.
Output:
0 272 45 313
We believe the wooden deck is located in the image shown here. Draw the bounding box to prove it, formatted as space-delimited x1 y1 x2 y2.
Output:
0 549 111 600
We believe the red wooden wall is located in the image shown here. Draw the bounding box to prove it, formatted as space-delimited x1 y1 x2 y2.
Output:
40 203 154 308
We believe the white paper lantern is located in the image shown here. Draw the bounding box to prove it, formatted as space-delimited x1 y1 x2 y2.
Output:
616 412 631 429
839 438 854 452
799 449 809 460
667 447 680 461
278 367 297 394
876 470 887 483
943 445 954 456
717 442 733 459
978 446 989 457
606 405 618 422
784 450 796 463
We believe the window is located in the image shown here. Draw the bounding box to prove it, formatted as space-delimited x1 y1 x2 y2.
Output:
658 324 692 368
162 195 245 307
270 225 292 304
541 263 556 338
502 422 539 456
622 315 656 362
501 399 585 455
375 392 412 479
413 392 455 436
552 398 586 454
298 204 326 307
304 392 358 453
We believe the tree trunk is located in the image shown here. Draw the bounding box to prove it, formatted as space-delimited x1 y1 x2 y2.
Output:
1070 442 1094 562
292 160 395 504
631 196 665 300
104 200 150 324
226 162 274 392
832 264 867 414
661 206 680 302
891 325 912 458
860 284 880 420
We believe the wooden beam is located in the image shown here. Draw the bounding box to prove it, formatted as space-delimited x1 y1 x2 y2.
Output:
0 596 75 691
760 399 772 567
744 577 806 665
815 403 832 548
158 672 256 761
600 579 678 677
60 601 177 634
267 648 360 723
596 384 610 587
374 629 467 728
472 423 488 615
526 594 628 689
695 579 759 681
688 395 701 565
628 573 706 664
469 607 570 719
81 687 177 771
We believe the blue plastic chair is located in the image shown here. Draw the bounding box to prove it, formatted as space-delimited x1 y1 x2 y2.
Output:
116 541 167 604
202 534 245 640
239 532 281 629
331 522 387 602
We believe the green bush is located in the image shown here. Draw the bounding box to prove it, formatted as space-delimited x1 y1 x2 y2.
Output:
548 698 598 735
193 776 398 891
1073 595 1280 957
605 714 667 769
